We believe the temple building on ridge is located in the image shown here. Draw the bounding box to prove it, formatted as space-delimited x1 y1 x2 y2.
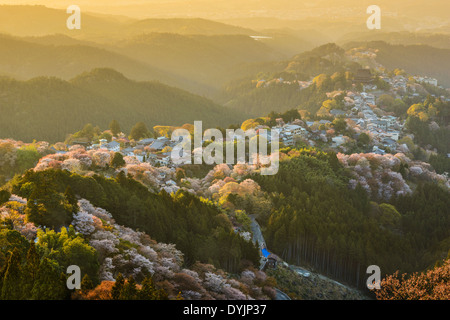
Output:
354 68 373 84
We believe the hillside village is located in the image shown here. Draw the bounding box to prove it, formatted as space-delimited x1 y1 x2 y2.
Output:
270 89 405 154
41 67 448 183
2 48 449 197
1 2 450 303
250 66 450 157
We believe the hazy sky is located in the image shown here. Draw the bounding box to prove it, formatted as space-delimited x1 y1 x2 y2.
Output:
1 0 448 19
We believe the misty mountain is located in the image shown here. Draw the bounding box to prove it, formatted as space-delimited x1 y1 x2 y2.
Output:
0 34 213 94
0 5 259 40
338 31 450 50
0 5 126 39
343 41 450 86
0 68 244 142
109 32 284 95
124 18 257 36
0 32 285 96
43 0 450 21
216 43 361 116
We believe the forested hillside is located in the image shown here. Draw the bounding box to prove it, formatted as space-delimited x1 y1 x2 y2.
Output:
111 33 282 94
251 149 450 288
217 43 361 116
0 68 244 142
8 169 260 273
343 41 450 87
0 34 195 90
0 32 285 95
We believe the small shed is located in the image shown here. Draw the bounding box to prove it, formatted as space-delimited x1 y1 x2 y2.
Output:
267 253 279 269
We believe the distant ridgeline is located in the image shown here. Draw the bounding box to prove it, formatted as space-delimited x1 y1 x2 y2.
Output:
216 43 363 117
0 68 244 143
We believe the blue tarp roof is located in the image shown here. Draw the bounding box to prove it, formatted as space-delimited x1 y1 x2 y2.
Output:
261 248 270 258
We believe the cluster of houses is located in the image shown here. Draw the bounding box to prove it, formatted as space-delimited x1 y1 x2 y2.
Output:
413 76 438 87
350 92 403 153
62 67 446 166
255 77 312 90
86 136 177 167
251 88 404 154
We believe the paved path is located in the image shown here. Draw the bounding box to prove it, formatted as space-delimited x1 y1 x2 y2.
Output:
275 288 291 300
248 214 355 298
249 215 266 248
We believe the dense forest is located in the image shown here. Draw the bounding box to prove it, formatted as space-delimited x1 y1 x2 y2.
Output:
405 97 450 155
250 149 450 289
0 68 245 143
0 227 97 300
7 169 260 273
0 31 284 96
0 34 181 87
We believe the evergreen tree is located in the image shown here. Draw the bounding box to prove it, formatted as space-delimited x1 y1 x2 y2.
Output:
111 273 124 300
24 197 43 227
59 272 72 300
129 122 150 141
0 265 6 296
157 288 169 300
24 175 72 229
109 120 121 137
0 190 10 206
22 242 40 299
64 186 79 214
80 124 95 142
120 276 138 300
31 258 66 300
111 152 126 169
1 248 23 300
139 275 156 300
80 273 94 295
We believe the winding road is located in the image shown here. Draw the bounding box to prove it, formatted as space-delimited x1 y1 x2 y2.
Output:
249 215 291 300
249 215 357 300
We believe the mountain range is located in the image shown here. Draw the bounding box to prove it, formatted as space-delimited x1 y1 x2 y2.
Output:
0 68 244 142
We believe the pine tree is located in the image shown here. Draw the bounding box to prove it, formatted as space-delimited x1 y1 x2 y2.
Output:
59 272 72 300
111 152 126 169
22 242 40 299
129 122 150 141
109 120 121 137
120 276 138 300
139 275 156 300
80 274 94 295
1 248 23 300
64 186 79 213
24 199 42 227
111 273 124 300
0 265 6 296
115 171 128 186
0 189 10 206
157 288 169 300
31 258 66 300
